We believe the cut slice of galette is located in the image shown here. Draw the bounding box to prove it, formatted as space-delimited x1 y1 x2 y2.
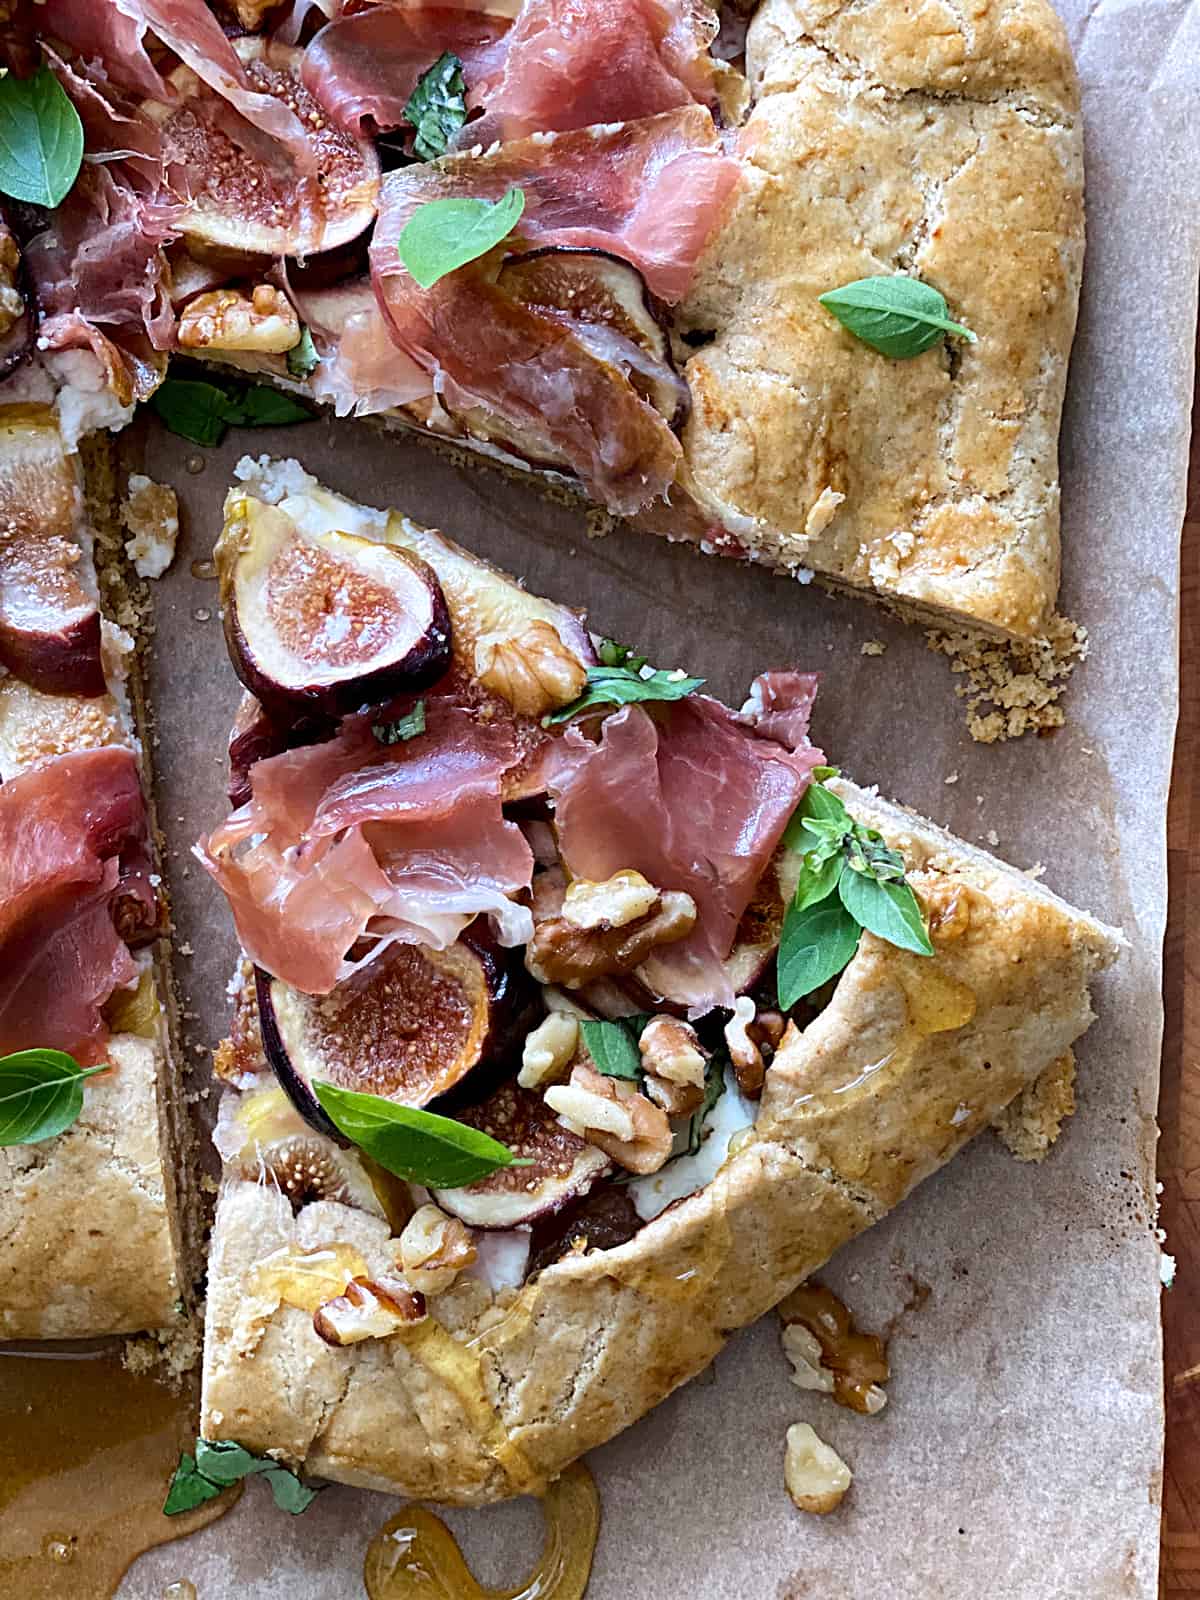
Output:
197 460 1120 1501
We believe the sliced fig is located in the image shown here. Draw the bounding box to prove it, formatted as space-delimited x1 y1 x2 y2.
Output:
148 38 380 257
527 1182 642 1275
228 1084 388 1216
216 495 451 718
433 1080 610 1229
0 405 103 697
256 932 525 1134
722 854 788 994
498 249 688 428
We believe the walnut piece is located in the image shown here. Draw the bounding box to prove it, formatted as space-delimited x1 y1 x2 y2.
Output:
724 996 765 1098
312 1276 426 1346
639 1014 707 1116
527 888 696 988
562 869 660 930
397 1204 477 1296
545 1062 672 1174
474 620 586 719
784 1422 852 1514
0 225 23 338
518 1010 580 1090
781 1323 835 1395
177 285 301 355
777 1282 889 1415
232 0 278 25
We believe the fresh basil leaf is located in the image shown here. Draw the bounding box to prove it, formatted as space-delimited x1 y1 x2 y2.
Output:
162 1454 222 1516
579 1019 642 1081
777 892 862 1009
544 665 705 725
597 637 648 673
790 850 844 914
0 1049 106 1145
0 65 84 208
286 325 319 379
264 1467 319 1515
838 869 933 956
372 701 425 744
781 780 852 853
398 187 525 290
149 377 314 446
818 275 976 359
810 765 840 782
165 1439 317 1517
234 386 315 428
313 1080 529 1187
404 51 467 162
844 828 906 883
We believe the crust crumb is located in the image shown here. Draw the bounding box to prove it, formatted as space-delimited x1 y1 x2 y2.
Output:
123 1313 202 1385
992 1051 1076 1163
860 639 886 657
926 615 1088 742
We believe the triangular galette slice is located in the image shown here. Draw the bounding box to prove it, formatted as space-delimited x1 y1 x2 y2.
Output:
197 461 1119 1501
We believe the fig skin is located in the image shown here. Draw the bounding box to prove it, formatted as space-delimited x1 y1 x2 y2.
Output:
433 1079 611 1229
0 608 104 698
255 925 534 1138
217 507 453 721
226 691 333 807
527 1182 642 1275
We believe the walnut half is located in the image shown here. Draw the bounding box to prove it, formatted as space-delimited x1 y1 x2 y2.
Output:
474 620 586 719
397 1204 477 1296
545 1062 672 1174
312 1276 426 1347
177 285 301 355
527 880 697 988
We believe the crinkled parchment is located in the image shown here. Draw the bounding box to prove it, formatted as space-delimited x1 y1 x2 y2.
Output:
120 3 1199 1593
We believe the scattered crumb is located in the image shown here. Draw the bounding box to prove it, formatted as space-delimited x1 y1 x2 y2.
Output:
1023 861 1046 880
121 474 179 579
1160 1253 1176 1289
784 1423 852 1515
944 771 959 785
926 614 1087 742
992 1052 1076 1162
985 829 1000 847
860 639 886 657
193 608 212 622
123 1314 202 1384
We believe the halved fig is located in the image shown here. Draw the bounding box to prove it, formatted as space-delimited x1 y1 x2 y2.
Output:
498 249 688 428
527 1181 642 1275
147 38 380 257
433 1080 610 1229
228 1084 388 1216
0 405 103 697
216 496 451 718
256 931 525 1135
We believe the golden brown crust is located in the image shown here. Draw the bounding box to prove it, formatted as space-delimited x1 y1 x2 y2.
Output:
201 781 1120 1503
667 0 1084 639
0 409 185 1339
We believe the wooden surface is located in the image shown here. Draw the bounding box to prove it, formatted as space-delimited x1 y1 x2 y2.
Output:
1161 331 1199 1597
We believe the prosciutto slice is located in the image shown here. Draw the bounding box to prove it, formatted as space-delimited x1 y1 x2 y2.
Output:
294 280 434 416
198 698 536 995
372 105 739 304
548 690 823 1014
302 3 512 137
462 0 721 148
0 748 152 1065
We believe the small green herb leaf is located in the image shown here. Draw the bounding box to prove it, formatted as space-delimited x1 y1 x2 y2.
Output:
838 869 933 956
0 1049 107 1145
404 51 467 161
789 850 844 914
0 64 84 208
398 187 525 290
149 377 314 447
687 1055 727 1155
776 892 862 1009
579 1018 643 1081
818 276 976 359
165 1440 316 1517
313 1080 529 1187
372 701 426 744
544 665 705 725
597 637 648 673
286 325 319 379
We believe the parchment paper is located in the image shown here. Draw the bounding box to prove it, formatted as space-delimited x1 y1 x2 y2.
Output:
117 3 1199 1593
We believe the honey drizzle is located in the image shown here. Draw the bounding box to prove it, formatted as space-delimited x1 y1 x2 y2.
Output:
0 1341 231 1600
780 1282 889 1413
252 1241 370 1313
363 1463 600 1600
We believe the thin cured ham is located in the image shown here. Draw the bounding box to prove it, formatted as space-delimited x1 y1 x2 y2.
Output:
462 0 721 148
548 690 823 1013
372 106 739 304
198 698 536 995
740 669 821 750
302 4 512 137
294 280 434 415
0 748 153 1064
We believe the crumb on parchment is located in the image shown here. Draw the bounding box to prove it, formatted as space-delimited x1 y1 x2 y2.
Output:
992 1052 1076 1162
121 473 180 579
926 614 1087 743
861 640 886 656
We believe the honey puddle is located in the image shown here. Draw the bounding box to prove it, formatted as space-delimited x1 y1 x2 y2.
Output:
364 1462 600 1600
0 1341 232 1600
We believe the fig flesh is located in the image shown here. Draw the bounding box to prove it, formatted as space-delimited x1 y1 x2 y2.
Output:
0 405 103 697
433 1080 610 1228
527 1182 642 1275
216 495 451 718
256 932 523 1134
149 39 380 258
498 249 688 428
228 1084 387 1216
